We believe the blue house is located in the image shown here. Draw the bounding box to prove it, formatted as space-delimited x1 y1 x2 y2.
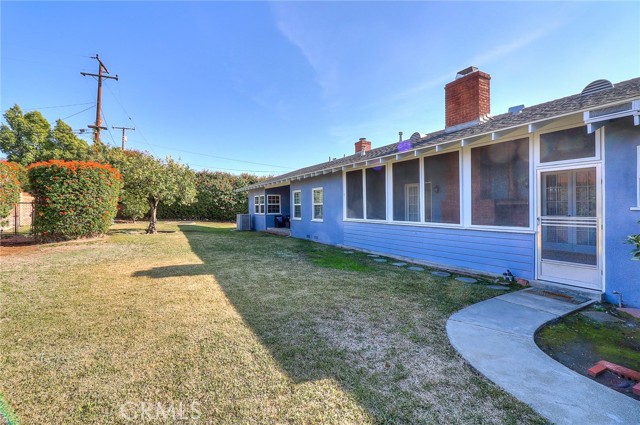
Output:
241 67 640 308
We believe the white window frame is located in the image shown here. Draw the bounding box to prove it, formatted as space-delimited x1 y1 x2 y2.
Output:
538 124 601 167
292 190 302 219
341 148 465 228
312 187 324 221
254 195 265 215
404 183 420 222
466 136 534 231
266 194 281 215
635 145 640 209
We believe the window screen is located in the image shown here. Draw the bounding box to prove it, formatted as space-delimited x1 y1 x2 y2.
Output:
346 170 364 219
393 159 420 221
365 166 386 220
423 151 460 224
540 127 595 163
472 138 530 227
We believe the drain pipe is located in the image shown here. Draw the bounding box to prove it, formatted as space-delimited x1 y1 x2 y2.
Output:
612 291 623 308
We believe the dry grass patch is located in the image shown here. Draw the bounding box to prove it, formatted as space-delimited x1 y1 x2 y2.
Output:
0 222 547 424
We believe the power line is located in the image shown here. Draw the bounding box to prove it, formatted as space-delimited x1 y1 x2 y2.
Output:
61 105 95 120
102 83 292 170
185 161 279 174
100 110 117 146
81 54 118 144
24 101 94 111
103 83 159 157
105 71 293 173
145 143 294 169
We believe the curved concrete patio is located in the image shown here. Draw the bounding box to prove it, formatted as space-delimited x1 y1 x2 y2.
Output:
447 288 640 424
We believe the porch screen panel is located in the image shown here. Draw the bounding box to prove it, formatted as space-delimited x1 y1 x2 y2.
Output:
471 138 530 227
393 159 420 221
365 166 386 220
423 151 460 224
346 170 364 219
540 127 595 163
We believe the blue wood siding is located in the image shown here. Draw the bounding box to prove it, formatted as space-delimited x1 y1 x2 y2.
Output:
247 189 265 231
290 173 344 246
604 117 640 308
344 222 535 278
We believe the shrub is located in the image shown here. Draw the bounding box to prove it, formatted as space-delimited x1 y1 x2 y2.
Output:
0 161 23 226
157 171 267 221
28 160 122 241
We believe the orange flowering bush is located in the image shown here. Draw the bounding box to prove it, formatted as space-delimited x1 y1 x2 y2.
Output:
0 161 24 225
28 160 122 241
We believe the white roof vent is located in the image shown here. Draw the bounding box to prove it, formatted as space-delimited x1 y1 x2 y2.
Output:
581 79 614 96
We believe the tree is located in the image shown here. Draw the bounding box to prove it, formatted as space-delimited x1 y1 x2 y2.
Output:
0 104 90 165
0 105 51 165
118 151 196 233
0 161 23 227
49 119 90 161
157 171 269 221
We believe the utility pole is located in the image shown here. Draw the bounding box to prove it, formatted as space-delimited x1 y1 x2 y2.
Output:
112 126 135 150
81 55 118 144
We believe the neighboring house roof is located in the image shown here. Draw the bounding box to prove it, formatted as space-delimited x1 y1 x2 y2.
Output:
241 77 640 191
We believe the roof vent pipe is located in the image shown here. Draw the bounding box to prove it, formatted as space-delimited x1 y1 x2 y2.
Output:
399 131 403 142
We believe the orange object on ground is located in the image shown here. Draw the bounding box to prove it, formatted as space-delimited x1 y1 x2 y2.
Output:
588 360 640 396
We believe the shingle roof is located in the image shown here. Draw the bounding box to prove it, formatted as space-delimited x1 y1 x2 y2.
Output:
241 77 640 191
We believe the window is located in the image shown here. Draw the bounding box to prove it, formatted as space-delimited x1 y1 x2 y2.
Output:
472 138 530 227
366 166 386 220
393 159 420 221
254 195 264 214
540 127 595 163
292 190 302 219
267 195 281 214
424 151 460 224
312 188 323 220
404 183 420 221
346 170 364 219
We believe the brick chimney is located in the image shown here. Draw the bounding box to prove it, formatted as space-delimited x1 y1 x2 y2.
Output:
355 138 371 155
445 66 491 129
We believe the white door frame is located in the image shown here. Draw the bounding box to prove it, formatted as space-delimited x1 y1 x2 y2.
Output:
536 163 603 290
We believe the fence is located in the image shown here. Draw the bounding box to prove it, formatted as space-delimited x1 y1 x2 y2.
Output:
1 202 35 235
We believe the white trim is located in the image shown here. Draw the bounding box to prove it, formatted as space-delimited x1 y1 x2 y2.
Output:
342 217 534 233
600 128 606 295
535 162 603 291
292 190 302 220
537 123 601 166
254 194 265 215
266 194 281 215
468 135 534 231
312 187 324 222
636 145 640 208
419 159 426 223
242 99 640 192
361 168 367 220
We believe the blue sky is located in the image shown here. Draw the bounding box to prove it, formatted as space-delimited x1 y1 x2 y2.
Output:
2 1 639 175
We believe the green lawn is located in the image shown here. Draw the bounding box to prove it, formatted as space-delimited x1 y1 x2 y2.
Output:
0 222 547 424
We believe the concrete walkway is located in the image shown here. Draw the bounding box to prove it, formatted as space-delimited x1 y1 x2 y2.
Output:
447 288 640 425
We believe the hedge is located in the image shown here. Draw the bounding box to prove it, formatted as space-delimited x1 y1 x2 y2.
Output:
157 171 265 221
0 161 23 224
28 160 122 241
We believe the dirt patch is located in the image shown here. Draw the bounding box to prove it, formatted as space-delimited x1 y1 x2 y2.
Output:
0 244 41 257
536 304 640 401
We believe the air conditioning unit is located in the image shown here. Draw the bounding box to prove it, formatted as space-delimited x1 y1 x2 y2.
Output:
236 214 252 231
